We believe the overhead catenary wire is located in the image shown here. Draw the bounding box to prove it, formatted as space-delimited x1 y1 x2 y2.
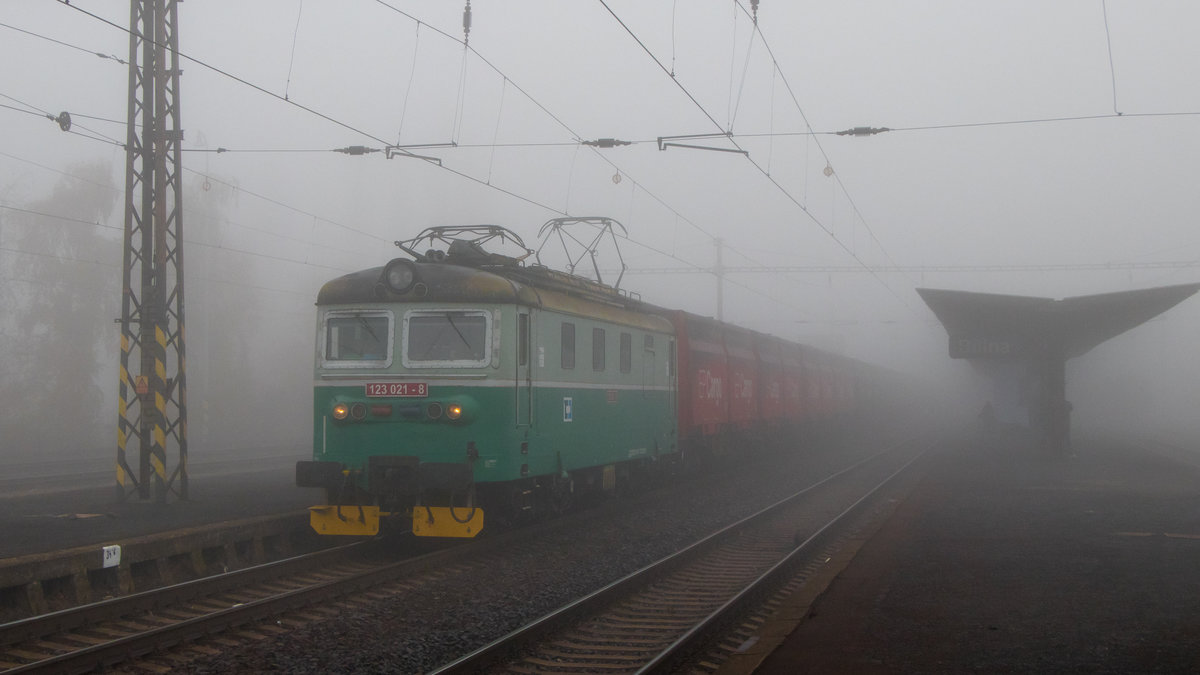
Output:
2 6 816 325
733 110 1200 138
619 260 1200 275
0 202 114 230
597 0 915 317
731 1 906 281
0 149 393 280
283 0 305 101
24 7 1184 260
728 6 757 131
38 0 1147 293
0 19 126 64
158 108 1200 155
0 144 392 252
5 10 1189 151
0 201 357 278
396 22 422 144
1 195 814 316
485 77 508 184
612 230 819 317
369 1 742 269
1101 0 1121 115
54 0 567 219
368 1 724 242
367 0 791 285
0 92 125 147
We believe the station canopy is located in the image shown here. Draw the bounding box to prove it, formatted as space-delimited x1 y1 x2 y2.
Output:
917 283 1200 360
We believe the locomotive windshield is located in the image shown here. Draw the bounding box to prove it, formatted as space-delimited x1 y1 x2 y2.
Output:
324 312 391 365
403 310 490 367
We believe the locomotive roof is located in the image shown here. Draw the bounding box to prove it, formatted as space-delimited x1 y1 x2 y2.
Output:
317 259 674 333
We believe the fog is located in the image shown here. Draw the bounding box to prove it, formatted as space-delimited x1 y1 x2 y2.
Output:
2 1 1199 467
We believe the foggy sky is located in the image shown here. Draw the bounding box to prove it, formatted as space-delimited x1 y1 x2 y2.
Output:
2 1 1199 454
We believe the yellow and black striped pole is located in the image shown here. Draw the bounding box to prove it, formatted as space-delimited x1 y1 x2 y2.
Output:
115 331 140 501
116 0 188 504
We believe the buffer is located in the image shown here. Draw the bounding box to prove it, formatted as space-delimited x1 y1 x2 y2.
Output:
918 283 1200 453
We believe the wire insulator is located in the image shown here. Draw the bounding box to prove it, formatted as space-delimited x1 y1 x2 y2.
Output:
463 0 472 46
835 126 891 137
751 0 760 23
581 138 631 148
333 145 379 155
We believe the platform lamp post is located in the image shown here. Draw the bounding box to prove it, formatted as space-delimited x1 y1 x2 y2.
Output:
115 0 188 504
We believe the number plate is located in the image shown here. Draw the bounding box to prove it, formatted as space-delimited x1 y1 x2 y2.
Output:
365 382 428 398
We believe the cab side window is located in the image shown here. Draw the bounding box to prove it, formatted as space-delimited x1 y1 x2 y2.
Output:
593 328 606 371
561 322 576 369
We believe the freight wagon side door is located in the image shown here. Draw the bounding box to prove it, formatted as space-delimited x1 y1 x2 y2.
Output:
516 310 532 427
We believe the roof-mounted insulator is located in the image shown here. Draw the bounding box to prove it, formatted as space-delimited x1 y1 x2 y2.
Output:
463 0 472 46
333 145 380 155
581 138 631 148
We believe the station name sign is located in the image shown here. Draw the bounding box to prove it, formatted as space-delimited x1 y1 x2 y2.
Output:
949 336 1022 359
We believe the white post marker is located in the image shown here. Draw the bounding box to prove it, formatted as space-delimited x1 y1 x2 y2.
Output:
102 545 121 569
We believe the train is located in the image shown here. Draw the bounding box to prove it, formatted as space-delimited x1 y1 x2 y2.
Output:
296 221 873 538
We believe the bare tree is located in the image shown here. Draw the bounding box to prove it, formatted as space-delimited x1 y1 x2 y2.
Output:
0 161 119 458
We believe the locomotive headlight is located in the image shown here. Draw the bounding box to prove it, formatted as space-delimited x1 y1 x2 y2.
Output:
381 258 418 294
441 397 476 423
332 402 350 420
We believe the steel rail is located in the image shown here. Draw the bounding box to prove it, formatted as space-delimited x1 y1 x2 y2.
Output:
0 487 642 673
0 537 464 674
638 446 928 673
0 542 361 648
429 440 923 674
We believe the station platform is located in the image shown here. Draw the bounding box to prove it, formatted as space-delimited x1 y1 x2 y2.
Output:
0 451 319 559
752 431 1200 673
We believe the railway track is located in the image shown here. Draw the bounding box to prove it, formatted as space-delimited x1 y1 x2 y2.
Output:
0 541 373 673
0 488 664 673
0 431 931 674
431 440 928 674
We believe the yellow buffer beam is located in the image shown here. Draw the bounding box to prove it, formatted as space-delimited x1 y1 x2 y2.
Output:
308 505 385 536
413 506 484 538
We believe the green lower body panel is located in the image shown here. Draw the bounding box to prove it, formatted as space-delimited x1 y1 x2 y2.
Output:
307 382 674 535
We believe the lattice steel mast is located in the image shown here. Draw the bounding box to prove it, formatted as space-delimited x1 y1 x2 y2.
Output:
116 0 188 503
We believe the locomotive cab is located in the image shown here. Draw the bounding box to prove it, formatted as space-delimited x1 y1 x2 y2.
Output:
299 224 678 538
298 238 537 537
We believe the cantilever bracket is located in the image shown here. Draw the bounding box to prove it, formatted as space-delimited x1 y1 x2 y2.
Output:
384 144 450 165
656 132 748 156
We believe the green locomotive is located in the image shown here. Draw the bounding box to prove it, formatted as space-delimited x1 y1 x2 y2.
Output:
297 225 677 537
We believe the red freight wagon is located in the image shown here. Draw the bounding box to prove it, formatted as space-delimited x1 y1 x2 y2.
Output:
833 357 856 416
722 325 759 429
753 333 786 424
780 342 807 424
673 312 728 438
813 357 833 420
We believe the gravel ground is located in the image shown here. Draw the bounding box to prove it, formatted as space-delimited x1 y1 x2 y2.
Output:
756 431 1200 674
180 414 923 674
